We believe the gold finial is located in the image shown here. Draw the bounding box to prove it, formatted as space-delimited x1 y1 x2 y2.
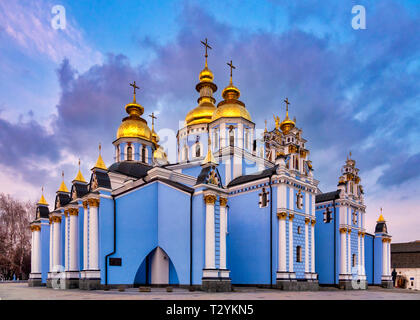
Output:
58 171 69 193
200 38 212 68
74 158 86 183
129 81 140 103
377 207 385 222
94 143 107 170
202 132 218 166
38 186 48 205
149 112 157 130
227 60 236 85
264 119 267 133
284 98 290 118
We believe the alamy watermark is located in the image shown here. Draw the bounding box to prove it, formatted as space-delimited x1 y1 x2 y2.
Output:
351 5 366 30
51 5 66 30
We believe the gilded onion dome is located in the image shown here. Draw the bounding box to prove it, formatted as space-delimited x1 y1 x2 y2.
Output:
185 39 218 126
116 81 152 141
279 98 295 134
211 61 251 122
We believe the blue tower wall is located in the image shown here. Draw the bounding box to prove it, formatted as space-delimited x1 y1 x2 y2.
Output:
315 205 335 284
40 221 50 283
365 233 374 285
374 235 383 285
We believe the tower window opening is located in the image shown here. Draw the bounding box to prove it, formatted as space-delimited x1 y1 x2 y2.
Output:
214 131 219 150
127 145 133 161
229 129 235 147
324 207 332 223
195 143 201 158
352 254 356 267
259 188 269 208
142 146 146 163
296 246 302 262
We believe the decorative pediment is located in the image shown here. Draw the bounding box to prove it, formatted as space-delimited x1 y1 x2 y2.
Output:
203 166 223 188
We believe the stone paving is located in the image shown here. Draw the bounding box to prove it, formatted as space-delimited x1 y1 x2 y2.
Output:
0 282 419 300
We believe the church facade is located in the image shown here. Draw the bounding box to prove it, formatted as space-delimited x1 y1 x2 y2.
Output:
29 40 393 291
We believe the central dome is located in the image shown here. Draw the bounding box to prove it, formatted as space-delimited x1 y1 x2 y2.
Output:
116 100 152 140
211 101 252 122
185 101 216 126
117 117 152 140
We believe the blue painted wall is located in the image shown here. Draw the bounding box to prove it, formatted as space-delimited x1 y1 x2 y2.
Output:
365 234 374 285
40 221 50 283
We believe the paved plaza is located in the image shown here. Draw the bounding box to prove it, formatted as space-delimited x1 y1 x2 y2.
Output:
0 282 419 300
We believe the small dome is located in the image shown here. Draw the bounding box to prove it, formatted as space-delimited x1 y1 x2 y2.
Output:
185 102 216 126
199 66 214 82
280 117 295 134
117 117 152 140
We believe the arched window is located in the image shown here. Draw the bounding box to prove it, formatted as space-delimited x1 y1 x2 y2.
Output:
142 146 146 163
214 131 219 150
352 254 357 267
324 207 332 223
195 143 201 158
296 246 302 262
295 156 299 170
259 188 269 208
127 145 133 161
229 129 234 147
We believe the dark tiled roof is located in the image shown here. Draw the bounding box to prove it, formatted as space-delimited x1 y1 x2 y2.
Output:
375 221 388 234
36 205 49 219
72 182 89 199
391 242 420 268
92 171 111 190
108 161 152 179
54 193 71 210
315 190 341 203
227 165 278 187
150 177 194 193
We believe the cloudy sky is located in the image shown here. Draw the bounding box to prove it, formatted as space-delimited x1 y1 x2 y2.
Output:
0 0 419 242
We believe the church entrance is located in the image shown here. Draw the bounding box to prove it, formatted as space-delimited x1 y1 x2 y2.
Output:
133 247 179 286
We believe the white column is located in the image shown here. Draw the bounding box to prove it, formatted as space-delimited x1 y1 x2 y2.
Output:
361 234 366 275
225 157 231 185
347 229 351 274
69 208 79 271
64 211 69 271
49 220 53 271
88 198 100 270
387 240 391 276
220 123 226 148
83 201 88 270
340 228 346 275
382 239 387 277
289 214 294 273
305 193 309 215
277 213 287 272
219 198 228 270
311 219 315 273
357 232 361 275
31 231 34 273
52 216 62 271
238 123 243 149
311 194 315 217
304 218 309 274
204 194 216 269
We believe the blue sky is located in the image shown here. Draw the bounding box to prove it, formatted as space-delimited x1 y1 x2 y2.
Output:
0 0 419 242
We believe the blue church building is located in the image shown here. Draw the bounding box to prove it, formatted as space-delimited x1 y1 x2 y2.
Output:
28 40 393 291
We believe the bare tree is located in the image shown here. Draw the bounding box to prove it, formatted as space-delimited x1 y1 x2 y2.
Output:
0 193 35 280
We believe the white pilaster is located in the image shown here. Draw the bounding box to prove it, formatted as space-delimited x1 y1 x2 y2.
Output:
220 123 226 148
31 225 41 274
347 229 351 273
357 233 361 275
289 214 294 273
277 213 287 273
204 194 216 270
69 208 79 271
361 234 365 275
83 201 88 270
304 218 309 274
49 221 53 271
340 228 346 275
219 198 228 270
52 216 62 271
311 219 315 273
238 123 243 149
88 199 100 270
382 239 387 277
64 211 69 271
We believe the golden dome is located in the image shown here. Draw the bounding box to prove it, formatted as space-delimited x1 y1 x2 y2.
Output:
199 66 214 82
117 117 152 140
153 146 168 164
58 180 69 193
211 102 251 122
280 116 295 134
185 102 216 126
38 193 48 206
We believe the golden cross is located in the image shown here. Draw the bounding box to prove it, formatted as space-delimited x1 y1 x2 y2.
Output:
149 112 157 127
129 81 140 98
284 98 291 113
227 60 236 79
200 38 212 59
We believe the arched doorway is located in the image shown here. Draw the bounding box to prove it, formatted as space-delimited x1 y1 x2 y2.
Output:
133 247 179 286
